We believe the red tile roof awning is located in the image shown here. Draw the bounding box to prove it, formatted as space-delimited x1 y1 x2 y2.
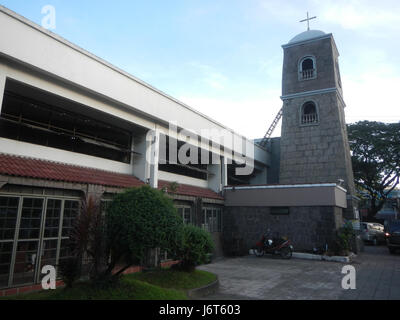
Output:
0 153 224 200
0 153 144 188
158 180 223 200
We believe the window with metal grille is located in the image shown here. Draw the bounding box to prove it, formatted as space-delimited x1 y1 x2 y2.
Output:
202 207 222 232
299 56 317 80
176 206 192 225
301 101 319 125
0 195 80 289
0 81 133 164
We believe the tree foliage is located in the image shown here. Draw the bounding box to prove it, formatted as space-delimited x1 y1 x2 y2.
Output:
105 185 184 276
68 195 107 283
347 121 400 220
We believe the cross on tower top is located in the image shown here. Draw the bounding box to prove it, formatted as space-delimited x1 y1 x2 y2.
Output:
300 12 317 31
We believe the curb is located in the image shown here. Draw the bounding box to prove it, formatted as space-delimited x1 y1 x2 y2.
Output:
292 252 355 263
187 276 219 299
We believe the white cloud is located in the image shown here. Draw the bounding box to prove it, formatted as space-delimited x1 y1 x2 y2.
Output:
343 73 400 124
204 72 228 90
255 0 400 34
258 55 282 81
178 91 282 140
187 62 228 90
315 0 400 32
340 46 400 123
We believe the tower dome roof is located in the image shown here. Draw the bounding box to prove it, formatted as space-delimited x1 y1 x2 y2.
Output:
289 29 326 44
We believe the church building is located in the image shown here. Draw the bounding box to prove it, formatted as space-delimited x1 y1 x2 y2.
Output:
0 6 358 293
223 27 359 255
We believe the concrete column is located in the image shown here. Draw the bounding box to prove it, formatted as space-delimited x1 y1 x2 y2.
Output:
132 134 149 183
221 157 228 187
0 71 6 113
208 159 222 193
194 197 203 228
148 129 160 189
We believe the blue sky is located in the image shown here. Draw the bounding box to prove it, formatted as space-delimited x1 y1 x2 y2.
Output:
1 0 399 139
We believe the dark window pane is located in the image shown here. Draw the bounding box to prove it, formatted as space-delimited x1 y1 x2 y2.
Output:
44 199 62 238
1 88 132 163
59 239 73 260
0 242 13 288
38 239 58 284
302 58 314 70
19 198 44 240
12 240 39 286
0 196 19 240
303 102 316 115
62 200 79 237
184 207 191 224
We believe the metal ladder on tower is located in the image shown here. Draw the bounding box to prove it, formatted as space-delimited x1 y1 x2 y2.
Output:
258 107 283 148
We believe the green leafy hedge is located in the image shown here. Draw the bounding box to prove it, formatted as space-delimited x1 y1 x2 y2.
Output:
174 224 214 272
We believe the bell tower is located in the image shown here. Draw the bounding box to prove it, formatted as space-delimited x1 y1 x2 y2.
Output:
279 28 358 219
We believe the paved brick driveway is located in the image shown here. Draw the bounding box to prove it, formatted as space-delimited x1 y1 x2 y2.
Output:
197 245 400 300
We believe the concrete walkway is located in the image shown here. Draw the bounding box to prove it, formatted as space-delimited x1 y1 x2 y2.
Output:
339 245 400 300
197 245 400 300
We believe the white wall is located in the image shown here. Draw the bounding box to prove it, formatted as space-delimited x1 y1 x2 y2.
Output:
158 171 209 188
0 138 132 174
0 67 5 113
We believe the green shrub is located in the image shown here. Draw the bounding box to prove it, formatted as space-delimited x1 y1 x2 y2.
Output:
339 221 355 252
174 224 214 272
329 221 355 256
105 185 184 276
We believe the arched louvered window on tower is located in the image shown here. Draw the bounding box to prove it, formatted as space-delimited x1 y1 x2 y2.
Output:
301 101 319 125
298 56 317 80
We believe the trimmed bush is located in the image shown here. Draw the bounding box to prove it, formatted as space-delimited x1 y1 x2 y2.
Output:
174 224 214 272
105 185 184 276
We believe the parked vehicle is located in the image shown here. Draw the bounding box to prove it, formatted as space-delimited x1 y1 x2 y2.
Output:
361 222 386 245
254 230 293 259
372 223 385 232
385 220 400 254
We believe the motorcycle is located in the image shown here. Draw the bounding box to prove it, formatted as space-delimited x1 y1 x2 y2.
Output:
254 230 294 259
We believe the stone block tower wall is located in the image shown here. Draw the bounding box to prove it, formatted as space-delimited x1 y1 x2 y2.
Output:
279 32 357 218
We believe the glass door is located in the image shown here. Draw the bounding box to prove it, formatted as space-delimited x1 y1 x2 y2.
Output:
37 199 63 284
12 197 44 286
0 195 80 289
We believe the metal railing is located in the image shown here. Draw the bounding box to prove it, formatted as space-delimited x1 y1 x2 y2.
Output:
300 68 315 80
301 113 318 124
